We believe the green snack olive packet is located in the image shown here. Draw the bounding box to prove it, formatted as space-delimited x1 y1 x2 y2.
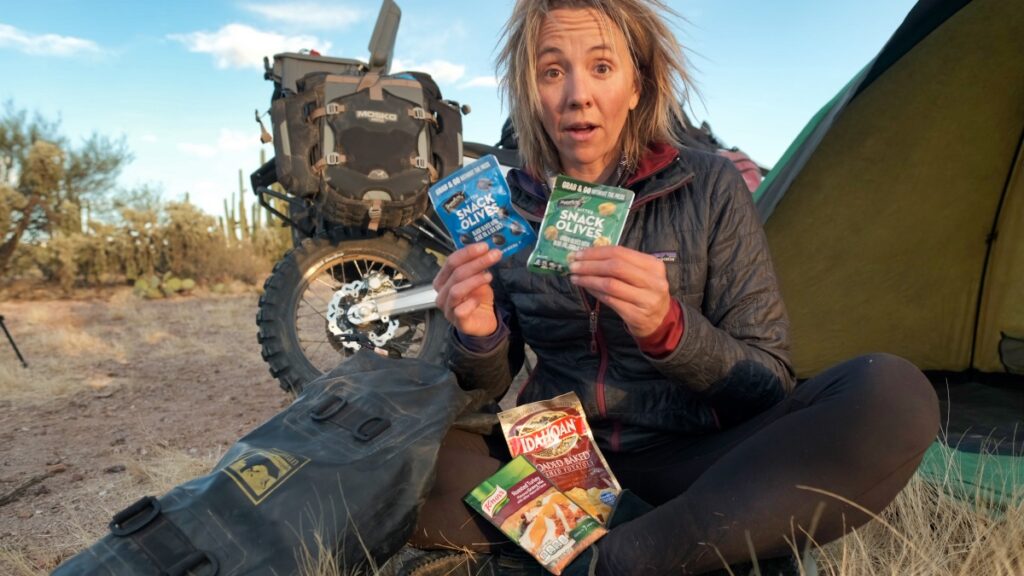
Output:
527 175 635 275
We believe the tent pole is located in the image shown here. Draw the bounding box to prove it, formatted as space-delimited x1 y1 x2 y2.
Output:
0 315 28 368
968 123 1024 369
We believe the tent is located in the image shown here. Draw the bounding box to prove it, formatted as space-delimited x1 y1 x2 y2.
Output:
754 0 1023 506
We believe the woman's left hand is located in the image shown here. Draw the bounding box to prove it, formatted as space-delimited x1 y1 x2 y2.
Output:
568 246 671 338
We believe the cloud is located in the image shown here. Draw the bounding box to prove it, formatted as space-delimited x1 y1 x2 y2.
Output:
0 23 101 57
178 129 261 159
140 134 159 144
243 2 365 30
178 142 218 159
461 75 498 89
169 24 330 69
391 58 465 84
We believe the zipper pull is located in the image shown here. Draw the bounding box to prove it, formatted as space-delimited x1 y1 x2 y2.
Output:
589 310 598 353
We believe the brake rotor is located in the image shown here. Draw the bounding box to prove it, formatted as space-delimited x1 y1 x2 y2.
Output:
325 272 400 351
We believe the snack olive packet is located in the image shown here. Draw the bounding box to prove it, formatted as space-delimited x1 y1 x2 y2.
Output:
464 456 606 575
527 175 635 274
428 155 536 258
499 392 621 525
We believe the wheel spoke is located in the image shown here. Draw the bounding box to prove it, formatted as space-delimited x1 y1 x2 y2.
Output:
302 339 327 363
313 275 339 292
302 284 333 308
299 298 329 321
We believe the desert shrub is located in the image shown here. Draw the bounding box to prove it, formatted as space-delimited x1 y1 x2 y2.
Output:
204 241 276 285
161 201 225 280
35 232 79 294
6 197 289 291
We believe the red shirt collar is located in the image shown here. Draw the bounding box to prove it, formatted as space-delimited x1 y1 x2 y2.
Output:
626 142 679 186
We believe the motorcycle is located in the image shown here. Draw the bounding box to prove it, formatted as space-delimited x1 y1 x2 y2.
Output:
251 151 514 395
248 1 519 394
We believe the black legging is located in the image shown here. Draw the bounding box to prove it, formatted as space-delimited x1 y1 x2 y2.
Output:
411 353 940 575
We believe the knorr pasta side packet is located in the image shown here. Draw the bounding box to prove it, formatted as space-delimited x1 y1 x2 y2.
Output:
527 175 634 274
428 155 536 258
499 393 621 525
464 456 606 574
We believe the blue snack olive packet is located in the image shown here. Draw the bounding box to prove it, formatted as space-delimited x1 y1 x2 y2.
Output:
428 155 536 258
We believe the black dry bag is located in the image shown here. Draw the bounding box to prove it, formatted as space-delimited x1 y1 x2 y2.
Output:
53 350 468 575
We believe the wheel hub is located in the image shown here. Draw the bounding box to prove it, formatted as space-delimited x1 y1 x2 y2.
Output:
326 272 400 351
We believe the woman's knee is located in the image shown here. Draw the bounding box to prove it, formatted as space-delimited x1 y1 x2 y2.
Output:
844 353 940 451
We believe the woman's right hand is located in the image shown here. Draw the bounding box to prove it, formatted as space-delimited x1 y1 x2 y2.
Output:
432 243 503 337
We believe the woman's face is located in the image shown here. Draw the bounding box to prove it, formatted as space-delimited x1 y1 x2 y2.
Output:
535 8 640 183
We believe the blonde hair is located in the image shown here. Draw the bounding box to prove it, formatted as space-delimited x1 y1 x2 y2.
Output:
497 0 693 178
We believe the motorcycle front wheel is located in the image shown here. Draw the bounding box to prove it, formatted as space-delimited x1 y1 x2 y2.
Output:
257 234 448 394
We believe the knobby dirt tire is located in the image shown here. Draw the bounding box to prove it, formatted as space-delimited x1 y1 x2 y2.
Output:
257 234 448 394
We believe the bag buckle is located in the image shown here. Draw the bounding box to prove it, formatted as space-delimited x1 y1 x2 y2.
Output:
413 157 428 170
325 152 345 165
410 107 428 120
109 495 161 536
325 102 345 116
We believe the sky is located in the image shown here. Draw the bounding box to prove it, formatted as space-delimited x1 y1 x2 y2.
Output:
1 0 918 218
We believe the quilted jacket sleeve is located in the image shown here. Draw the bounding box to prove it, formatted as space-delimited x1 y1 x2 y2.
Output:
445 274 526 409
646 159 795 425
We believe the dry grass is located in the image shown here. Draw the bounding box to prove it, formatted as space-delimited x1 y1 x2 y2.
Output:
3 292 1021 575
813 456 1023 576
0 288 257 402
7 436 1022 576
277 454 1024 576
0 547 41 576
0 446 220 575
124 446 221 494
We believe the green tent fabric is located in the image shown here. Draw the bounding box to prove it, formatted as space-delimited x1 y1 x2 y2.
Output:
754 0 1024 506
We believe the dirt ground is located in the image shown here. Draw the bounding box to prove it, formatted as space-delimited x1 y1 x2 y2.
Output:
4 289 1022 576
0 289 295 573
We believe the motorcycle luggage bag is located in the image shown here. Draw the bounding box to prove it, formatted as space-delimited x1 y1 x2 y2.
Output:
52 351 469 576
270 52 463 230
270 53 366 200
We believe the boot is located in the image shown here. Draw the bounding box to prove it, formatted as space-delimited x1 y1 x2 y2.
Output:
383 545 497 576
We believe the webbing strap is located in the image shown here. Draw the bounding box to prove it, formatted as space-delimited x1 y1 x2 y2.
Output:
310 393 391 441
312 153 346 174
410 156 439 182
308 103 346 122
367 199 384 232
408 107 436 125
109 496 218 576
357 70 383 100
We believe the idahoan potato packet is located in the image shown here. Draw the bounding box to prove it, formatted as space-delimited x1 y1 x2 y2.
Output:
465 456 606 575
428 155 536 258
498 392 622 525
527 175 635 274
